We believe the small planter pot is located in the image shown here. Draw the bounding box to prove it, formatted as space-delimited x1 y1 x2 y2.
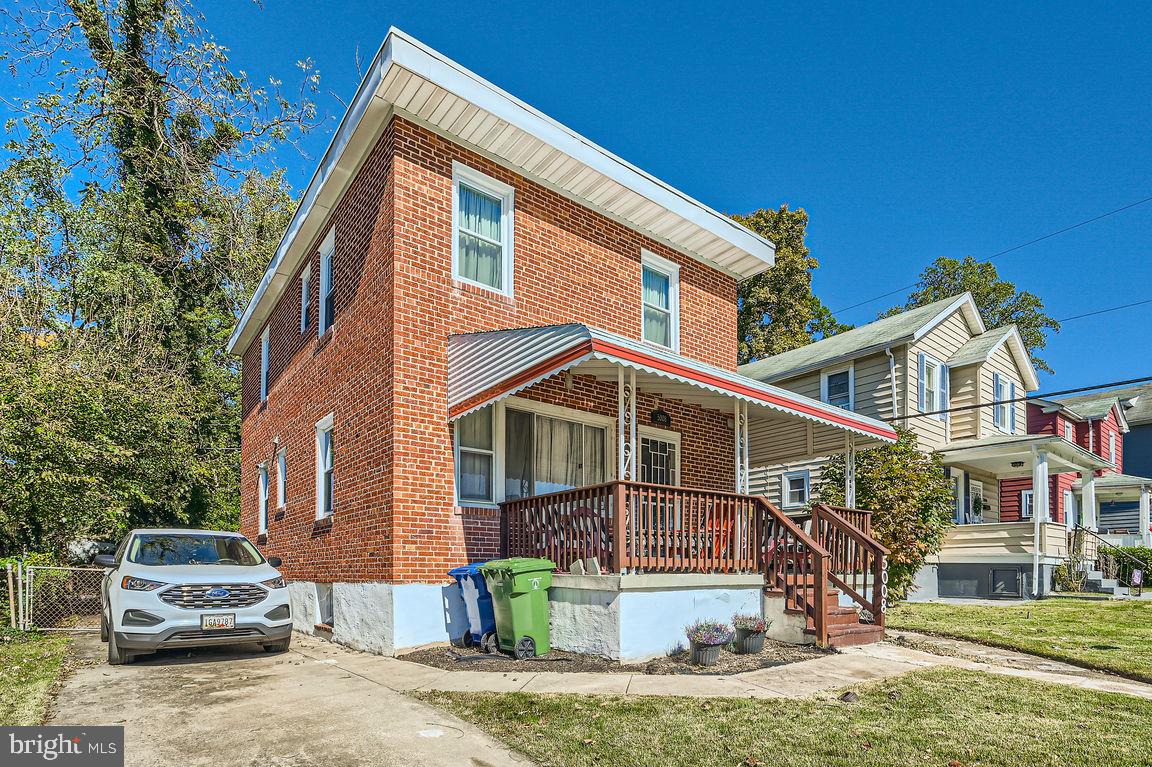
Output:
690 641 723 667
733 628 766 655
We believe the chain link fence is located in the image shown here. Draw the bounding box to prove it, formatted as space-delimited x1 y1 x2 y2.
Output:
7 564 104 632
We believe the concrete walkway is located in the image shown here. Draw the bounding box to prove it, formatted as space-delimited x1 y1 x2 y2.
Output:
292 633 1152 701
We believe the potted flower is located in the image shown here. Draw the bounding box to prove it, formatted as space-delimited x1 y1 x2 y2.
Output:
731 614 769 655
685 620 732 667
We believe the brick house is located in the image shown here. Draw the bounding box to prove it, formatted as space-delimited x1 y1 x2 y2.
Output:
229 30 897 658
742 293 1114 598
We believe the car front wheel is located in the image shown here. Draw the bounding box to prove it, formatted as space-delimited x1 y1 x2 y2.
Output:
263 637 292 653
100 611 108 643
107 630 133 666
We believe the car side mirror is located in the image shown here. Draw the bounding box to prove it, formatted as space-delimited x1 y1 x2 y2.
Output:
94 554 117 569
267 556 283 569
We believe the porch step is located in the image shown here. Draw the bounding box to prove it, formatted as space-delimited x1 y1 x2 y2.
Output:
825 624 886 649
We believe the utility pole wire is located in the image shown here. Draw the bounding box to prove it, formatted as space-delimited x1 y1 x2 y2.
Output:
1056 298 1152 323
834 193 1152 315
889 375 1152 421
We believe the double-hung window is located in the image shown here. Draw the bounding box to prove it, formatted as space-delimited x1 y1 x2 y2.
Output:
259 327 270 403
315 414 334 519
1020 489 1034 519
456 408 495 504
504 409 607 500
452 163 514 295
257 463 270 535
275 448 287 509
821 365 854 410
318 227 335 335
992 372 1015 433
918 353 948 420
641 251 680 350
300 263 311 333
782 470 810 509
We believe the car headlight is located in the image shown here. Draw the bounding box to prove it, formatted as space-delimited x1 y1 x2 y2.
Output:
261 576 287 589
120 576 166 591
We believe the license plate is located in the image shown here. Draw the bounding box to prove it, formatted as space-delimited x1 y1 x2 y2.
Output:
201 614 235 630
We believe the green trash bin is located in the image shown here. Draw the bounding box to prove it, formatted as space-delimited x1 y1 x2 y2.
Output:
480 557 555 659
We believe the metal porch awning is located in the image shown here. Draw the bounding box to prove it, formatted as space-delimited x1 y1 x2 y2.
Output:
447 324 897 465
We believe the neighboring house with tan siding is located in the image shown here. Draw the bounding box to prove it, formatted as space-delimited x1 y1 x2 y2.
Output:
743 293 1112 599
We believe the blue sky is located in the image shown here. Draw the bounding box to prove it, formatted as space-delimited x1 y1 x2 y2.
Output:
18 1 1152 391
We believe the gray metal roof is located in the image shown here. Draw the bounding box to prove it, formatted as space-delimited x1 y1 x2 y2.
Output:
447 323 898 445
1055 382 1152 426
739 294 979 383
948 325 1016 367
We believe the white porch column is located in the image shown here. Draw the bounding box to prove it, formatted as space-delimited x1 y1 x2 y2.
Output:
1080 472 1097 532
617 366 637 481
733 400 749 494
1140 485 1151 548
1031 449 1049 597
844 433 857 509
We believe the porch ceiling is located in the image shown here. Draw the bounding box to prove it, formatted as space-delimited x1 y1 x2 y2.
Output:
938 434 1112 478
1073 472 1152 501
447 324 897 463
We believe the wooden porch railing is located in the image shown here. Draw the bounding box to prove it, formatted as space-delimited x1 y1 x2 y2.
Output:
499 483 887 646
810 503 888 627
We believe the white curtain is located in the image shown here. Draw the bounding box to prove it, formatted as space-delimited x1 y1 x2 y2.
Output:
458 183 502 288
642 267 671 346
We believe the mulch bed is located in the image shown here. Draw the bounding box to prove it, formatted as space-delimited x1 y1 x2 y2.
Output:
398 639 828 675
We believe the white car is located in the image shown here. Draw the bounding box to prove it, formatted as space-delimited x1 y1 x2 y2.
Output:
97 529 292 665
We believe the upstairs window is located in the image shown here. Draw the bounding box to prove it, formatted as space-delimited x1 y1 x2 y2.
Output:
1064 422 1074 442
259 327 270 403
918 353 948 421
782 470 810 509
455 407 495 504
276 448 287 508
318 227 335 335
1020 489 1034 519
1109 432 1117 465
992 372 1015 433
315 414 334 519
300 263 311 333
257 463 269 535
452 163 514 295
821 365 854 410
641 251 680 350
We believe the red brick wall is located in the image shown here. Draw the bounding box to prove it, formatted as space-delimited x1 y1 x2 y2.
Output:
238 115 743 585
239 123 398 583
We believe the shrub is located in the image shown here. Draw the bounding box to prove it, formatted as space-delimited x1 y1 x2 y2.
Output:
731 614 768 633
685 620 732 647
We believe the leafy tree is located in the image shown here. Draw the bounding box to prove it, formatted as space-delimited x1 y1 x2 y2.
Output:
731 205 846 363
816 428 955 600
0 1 315 553
884 256 1060 373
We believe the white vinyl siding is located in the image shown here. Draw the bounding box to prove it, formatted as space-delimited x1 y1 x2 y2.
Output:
906 310 971 449
318 227 335 335
980 343 1027 439
452 163 514 296
641 251 680 351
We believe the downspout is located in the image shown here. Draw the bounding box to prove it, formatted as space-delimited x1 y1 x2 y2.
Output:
885 347 900 423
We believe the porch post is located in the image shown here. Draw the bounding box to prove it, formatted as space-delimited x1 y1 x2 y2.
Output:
1080 472 1097 532
1031 449 1049 597
617 365 636 481
628 369 637 480
1140 485 1151 548
733 400 749 494
844 433 857 509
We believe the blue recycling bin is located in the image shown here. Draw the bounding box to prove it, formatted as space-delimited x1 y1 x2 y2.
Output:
448 561 497 651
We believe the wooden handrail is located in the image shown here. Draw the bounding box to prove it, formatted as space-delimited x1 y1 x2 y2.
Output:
811 503 888 627
754 496 830 647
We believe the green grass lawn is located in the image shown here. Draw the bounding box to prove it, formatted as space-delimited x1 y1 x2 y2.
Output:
887 599 1152 682
418 668 1152 767
0 630 72 726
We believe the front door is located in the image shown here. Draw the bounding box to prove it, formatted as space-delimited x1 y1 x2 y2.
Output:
639 435 679 486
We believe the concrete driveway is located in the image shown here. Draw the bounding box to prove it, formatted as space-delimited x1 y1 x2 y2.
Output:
50 635 533 767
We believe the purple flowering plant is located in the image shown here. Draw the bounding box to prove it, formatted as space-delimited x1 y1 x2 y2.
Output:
732 614 768 633
685 620 733 647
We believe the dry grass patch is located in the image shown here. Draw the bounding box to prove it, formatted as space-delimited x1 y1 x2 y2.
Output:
0 630 72 725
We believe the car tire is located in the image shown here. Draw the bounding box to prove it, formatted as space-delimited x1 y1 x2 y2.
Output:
107 630 133 666
100 611 108 643
263 637 292 653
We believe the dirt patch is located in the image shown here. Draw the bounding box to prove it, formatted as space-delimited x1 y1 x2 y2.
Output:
398 640 828 675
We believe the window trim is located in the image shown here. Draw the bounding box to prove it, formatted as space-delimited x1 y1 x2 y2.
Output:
259 327 270 403
451 162 515 297
1109 431 1117 466
1064 422 1074 442
820 363 855 411
640 250 681 352
257 462 269 535
275 447 287 509
315 413 335 520
318 227 335 335
638 425 682 486
454 397 618 508
917 352 948 421
454 407 497 505
1020 489 1034 519
969 479 986 524
300 263 311 333
992 372 1015 434
781 469 811 510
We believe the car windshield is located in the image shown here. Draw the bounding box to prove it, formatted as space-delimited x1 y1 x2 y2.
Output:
127 534 264 566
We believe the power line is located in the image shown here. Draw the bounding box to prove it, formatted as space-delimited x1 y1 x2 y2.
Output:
893 375 1152 421
834 193 1152 315
1056 298 1152 324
